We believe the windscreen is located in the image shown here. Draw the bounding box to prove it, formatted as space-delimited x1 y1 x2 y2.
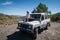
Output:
30 14 41 20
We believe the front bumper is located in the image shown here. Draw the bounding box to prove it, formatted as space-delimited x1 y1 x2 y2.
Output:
17 27 34 34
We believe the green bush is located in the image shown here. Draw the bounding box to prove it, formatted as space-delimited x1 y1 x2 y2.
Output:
51 13 60 22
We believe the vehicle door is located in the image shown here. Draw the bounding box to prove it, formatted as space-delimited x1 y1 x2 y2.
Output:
40 15 46 28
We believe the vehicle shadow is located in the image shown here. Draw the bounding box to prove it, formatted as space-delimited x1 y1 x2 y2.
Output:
7 28 47 40
7 31 35 40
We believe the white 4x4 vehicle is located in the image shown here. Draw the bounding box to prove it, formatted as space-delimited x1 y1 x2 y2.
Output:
17 13 51 39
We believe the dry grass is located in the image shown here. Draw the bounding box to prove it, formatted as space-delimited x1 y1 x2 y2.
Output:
0 13 22 25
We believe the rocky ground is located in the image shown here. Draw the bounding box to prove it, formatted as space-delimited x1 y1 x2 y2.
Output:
0 22 60 40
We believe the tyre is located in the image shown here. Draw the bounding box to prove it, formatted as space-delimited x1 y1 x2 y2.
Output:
20 30 24 33
33 28 38 39
48 23 51 27
49 23 51 26
45 25 48 30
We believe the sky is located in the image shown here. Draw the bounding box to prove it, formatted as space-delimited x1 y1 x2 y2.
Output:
0 0 60 16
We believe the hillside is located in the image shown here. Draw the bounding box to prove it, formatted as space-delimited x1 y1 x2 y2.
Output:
0 13 22 25
51 13 60 22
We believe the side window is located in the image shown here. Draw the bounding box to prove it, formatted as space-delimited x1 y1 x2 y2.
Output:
45 15 50 19
45 15 48 19
41 15 44 20
48 15 50 18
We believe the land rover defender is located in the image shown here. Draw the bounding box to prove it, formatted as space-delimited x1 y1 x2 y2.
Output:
17 13 51 39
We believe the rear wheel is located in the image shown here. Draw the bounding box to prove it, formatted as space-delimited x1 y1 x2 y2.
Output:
49 23 51 26
45 23 51 30
47 23 51 27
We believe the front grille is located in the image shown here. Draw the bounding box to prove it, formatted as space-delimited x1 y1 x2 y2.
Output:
20 23 29 29
18 23 32 30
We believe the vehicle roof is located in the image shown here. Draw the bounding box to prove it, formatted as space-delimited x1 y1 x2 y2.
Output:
30 13 50 15
30 13 46 15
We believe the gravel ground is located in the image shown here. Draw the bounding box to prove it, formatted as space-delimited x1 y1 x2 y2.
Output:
0 24 17 40
0 22 60 40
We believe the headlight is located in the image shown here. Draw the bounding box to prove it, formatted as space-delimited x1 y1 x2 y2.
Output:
18 23 21 26
29 25 32 29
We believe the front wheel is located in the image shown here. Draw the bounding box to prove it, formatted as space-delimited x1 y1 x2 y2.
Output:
20 30 25 33
45 25 48 30
33 28 38 39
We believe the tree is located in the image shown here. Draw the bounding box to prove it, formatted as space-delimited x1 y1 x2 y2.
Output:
32 9 36 13
32 3 48 13
51 13 60 22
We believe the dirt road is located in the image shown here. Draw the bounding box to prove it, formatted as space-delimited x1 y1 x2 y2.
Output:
0 22 60 40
